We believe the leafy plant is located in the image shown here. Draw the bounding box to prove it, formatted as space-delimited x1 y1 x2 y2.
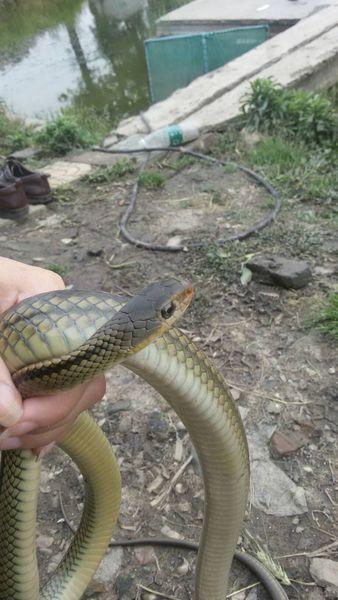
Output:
241 79 337 146
35 114 95 156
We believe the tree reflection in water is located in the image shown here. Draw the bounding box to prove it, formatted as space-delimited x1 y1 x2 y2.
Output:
0 0 187 122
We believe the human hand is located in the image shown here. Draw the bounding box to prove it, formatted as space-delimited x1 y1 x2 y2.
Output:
0 257 106 453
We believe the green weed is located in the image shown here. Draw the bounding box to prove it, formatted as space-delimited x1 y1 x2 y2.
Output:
86 159 135 184
45 263 68 278
139 170 165 189
35 115 95 156
53 185 75 204
316 293 338 341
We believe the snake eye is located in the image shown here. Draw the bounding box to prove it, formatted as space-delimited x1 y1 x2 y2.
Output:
161 302 175 320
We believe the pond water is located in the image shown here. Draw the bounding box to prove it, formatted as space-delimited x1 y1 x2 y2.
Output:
0 0 186 122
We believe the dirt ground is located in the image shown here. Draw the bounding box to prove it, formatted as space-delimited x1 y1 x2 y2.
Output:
0 147 337 600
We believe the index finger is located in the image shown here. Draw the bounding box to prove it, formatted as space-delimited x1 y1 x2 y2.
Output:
0 357 23 427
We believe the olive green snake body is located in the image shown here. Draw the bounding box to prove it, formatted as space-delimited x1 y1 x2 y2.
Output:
0 280 288 599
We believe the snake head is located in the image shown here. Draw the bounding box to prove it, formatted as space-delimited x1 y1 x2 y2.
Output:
117 278 194 354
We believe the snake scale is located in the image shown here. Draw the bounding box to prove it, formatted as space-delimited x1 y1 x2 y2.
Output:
0 279 288 599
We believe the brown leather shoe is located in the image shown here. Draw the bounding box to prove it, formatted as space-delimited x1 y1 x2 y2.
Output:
0 179 29 220
4 158 52 204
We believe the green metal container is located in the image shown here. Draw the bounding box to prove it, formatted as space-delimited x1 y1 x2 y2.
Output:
145 25 269 102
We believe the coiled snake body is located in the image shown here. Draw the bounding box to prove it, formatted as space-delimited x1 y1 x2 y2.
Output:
0 280 288 599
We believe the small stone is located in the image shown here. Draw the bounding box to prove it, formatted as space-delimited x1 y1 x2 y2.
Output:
147 411 169 440
134 546 155 566
292 517 299 524
107 400 131 415
266 401 282 415
295 526 305 533
61 238 73 245
160 524 182 540
166 235 183 248
87 246 104 257
29 204 48 219
95 548 123 584
230 387 241 401
247 254 311 289
175 483 184 494
47 551 63 573
115 573 134 598
240 128 262 149
310 558 338 589
177 557 189 575
103 133 119 147
308 589 325 600
118 414 132 434
328 367 336 374
238 406 249 421
36 534 54 552
303 465 313 473
270 430 307 456
10 147 41 161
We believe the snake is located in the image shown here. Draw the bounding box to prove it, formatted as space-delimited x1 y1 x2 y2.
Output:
0 279 289 600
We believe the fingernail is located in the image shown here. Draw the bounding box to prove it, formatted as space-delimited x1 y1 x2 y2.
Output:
0 421 37 441
0 384 22 427
0 436 21 450
33 442 56 460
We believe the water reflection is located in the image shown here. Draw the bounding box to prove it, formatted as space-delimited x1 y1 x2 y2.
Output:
0 0 186 121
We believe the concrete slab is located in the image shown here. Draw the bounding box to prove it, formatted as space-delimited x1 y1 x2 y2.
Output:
182 25 338 130
41 161 92 187
157 0 338 35
116 6 338 138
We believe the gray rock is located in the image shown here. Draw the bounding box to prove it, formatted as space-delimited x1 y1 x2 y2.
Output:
247 426 308 516
266 401 282 415
114 573 134 598
247 254 311 289
310 558 338 589
94 547 123 584
9 147 41 161
147 410 169 440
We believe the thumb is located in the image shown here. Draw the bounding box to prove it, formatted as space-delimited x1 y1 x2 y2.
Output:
0 358 23 427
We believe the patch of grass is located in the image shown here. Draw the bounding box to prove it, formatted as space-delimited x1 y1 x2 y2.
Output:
241 78 337 147
203 241 250 285
0 101 112 157
85 159 135 184
0 104 33 153
34 103 112 157
316 293 338 341
139 170 165 189
257 223 322 258
223 162 238 174
45 263 68 278
166 154 196 171
214 132 337 206
248 137 303 169
202 187 223 205
53 185 75 204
